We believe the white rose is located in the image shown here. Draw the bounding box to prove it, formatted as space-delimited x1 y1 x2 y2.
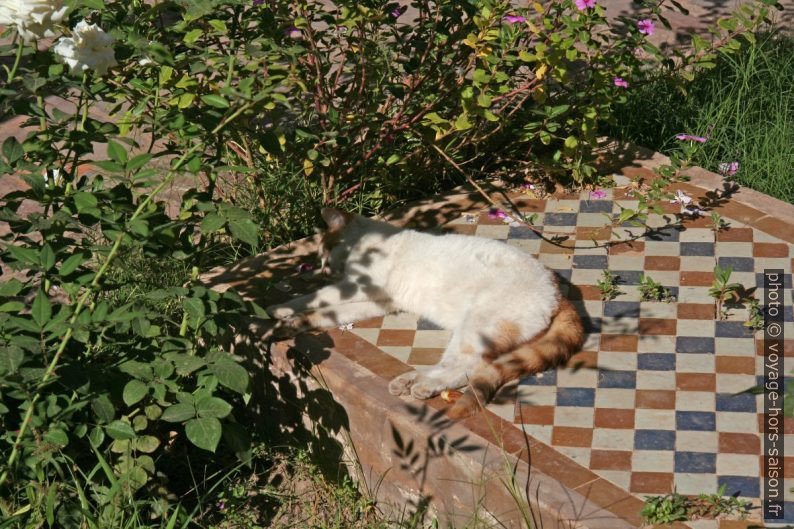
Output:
0 0 69 43
53 20 116 76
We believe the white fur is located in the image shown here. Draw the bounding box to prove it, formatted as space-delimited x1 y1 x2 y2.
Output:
268 214 560 399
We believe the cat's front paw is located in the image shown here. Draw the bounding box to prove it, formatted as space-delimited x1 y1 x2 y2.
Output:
410 378 446 400
388 371 418 396
266 304 295 320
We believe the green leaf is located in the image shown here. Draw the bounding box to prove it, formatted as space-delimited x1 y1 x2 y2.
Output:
210 357 249 395
201 94 229 108
32 289 52 328
2 137 23 164
161 402 195 422
106 420 136 440
228 218 259 246
127 153 152 172
201 212 226 234
59 253 87 276
385 154 400 166
107 141 128 164
0 279 24 296
185 417 222 452
182 297 205 325
44 428 69 447
196 396 232 419
0 346 25 374
166 353 206 376
184 28 203 44
73 192 98 212
454 113 473 131
0 301 24 312
134 435 160 453
123 380 149 406
92 395 115 423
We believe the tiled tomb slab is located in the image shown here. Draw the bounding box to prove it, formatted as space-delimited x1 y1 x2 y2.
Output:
204 153 794 528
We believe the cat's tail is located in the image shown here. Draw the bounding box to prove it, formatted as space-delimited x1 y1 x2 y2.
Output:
447 298 584 420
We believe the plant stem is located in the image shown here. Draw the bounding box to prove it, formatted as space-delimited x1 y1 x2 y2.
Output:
6 37 23 84
0 101 256 488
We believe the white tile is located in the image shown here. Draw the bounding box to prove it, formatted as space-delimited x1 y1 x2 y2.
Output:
351 328 381 345
636 370 676 390
677 319 716 337
381 312 419 329
673 473 718 496
521 424 552 445
556 446 591 468
676 354 715 373
594 388 636 409
557 367 598 388
635 409 676 430
676 391 716 412
716 373 756 393
716 411 759 433
679 228 714 243
716 453 760 476
680 256 718 271
592 428 635 450
516 386 557 406
676 431 718 452
637 335 676 353
597 351 638 371
378 346 412 363
596 470 632 491
632 450 674 472
554 406 594 428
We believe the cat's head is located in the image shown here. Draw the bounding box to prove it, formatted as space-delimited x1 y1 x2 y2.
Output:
319 207 355 275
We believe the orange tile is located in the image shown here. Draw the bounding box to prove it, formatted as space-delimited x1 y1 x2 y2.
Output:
600 334 638 351
407 348 443 365
576 226 613 241
680 271 715 286
444 224 477 235
567 350 598 369
630 472 674 494
515 404 554 425
753 242 789 257
676 373 716 392
568 284 603 301
376 329 415 347
355 316 384 328
590 450 633 471
645 256 681 271
551 426 593 447
677 303 715 320
717 201 767 226
513 198 546 212
638 318 677 335
718 432 760 454
609 240 645 255
636 390 676 409
620 166 657 182
717 227 754 242
594 408 635 429
539 239 575 254
715 356 756 375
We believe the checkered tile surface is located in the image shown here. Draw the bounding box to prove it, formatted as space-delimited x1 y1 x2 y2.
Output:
344 181 793 517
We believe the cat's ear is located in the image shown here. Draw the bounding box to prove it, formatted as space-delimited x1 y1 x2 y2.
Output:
320 207 353 230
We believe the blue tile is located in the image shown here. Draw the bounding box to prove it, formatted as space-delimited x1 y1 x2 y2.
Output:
718 476 760 498
680 242 715 256
715 321 753 338
612 270 643 285
676 337 715 354
646 225 681 242
573 255 608 269
718 256 755 272
716 392 757 413
635 429 675 450
579 200 613 213
545 213 578 226
676 411 716 431
604 301 640 318
638 353 676 371
508 225 542 240
521 369 557 386
784 502 794 523
556 387 595 407
553 269 573 282
756 272 792 290
417 317 443 330
675 451 716 473
597 370 636 388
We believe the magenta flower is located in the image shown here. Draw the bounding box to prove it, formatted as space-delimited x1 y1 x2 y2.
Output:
637 19 655 35
613 77 629 88
590 189 607 199
502 14 526 23
488 208 508 220
253 0 263 4
296 263 314 274
285 26 301 39
675 133 708 143
575 0 597 10
390 6 407 18
718 162 739 177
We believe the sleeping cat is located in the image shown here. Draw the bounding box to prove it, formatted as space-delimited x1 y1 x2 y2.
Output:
266 207 584 418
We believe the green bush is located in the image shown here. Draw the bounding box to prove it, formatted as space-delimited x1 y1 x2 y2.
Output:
0 0 776 525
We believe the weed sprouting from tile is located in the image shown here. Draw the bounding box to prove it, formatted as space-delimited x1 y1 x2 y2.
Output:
642 485 751 524
708 265 743 319
707 212 729 238
638 274 675 302
596 269 622 301
744 296 764 330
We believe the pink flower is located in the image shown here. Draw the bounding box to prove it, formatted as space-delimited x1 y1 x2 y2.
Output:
670 189 692 206
296 263 314 274
637 19 655 35
285 26 301 39
675 133 708 143
502 14 526 23
575 0 597 10
590 189 607 199
390 6 407 18
613 77 629 88
488 208 508 219
718 162 739 177
520 183 536 190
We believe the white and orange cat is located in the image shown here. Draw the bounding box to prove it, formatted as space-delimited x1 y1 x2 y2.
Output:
266 208 584 418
